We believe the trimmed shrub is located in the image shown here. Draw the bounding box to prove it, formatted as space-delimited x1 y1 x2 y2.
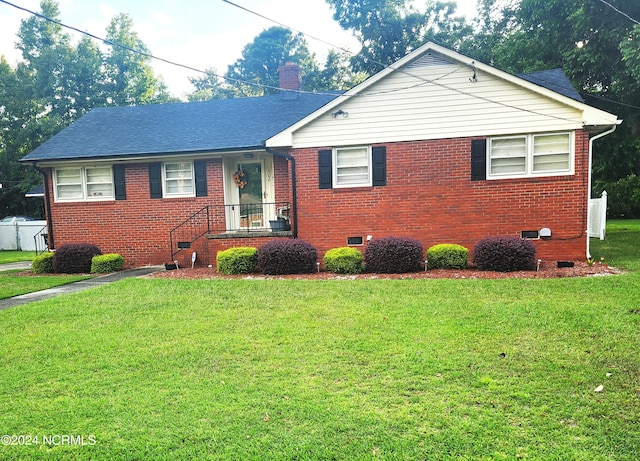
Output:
91 253 124 273
257 239 317 275
52 243 102 274
427 244 469 269
473 236 536 272
32 252 54 274
216 247 258 275
364 236 423 273
324 247 364 274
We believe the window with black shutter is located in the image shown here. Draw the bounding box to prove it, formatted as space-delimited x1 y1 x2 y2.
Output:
372 146 386 186
113 164 126 200
318 150 332 189
148 163 162 198
471 139 487 181
194 159 207 197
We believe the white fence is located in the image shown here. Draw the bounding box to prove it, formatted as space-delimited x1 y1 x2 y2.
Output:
0 221 48 251
588 191 607 240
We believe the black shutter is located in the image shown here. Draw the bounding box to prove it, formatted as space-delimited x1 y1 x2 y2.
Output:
471 139 487 181
194 160 207 197
372 146 386 186
113 164 126 200
318 149 332 189
148 162 162 198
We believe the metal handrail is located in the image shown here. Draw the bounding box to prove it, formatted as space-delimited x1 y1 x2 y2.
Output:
169 201 291 261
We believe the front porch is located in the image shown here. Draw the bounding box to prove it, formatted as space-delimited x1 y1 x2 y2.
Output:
169 201 293 267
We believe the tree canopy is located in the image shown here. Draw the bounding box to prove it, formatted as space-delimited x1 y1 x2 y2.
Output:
0 0 173 218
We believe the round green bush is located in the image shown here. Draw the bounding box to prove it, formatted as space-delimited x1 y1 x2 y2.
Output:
32 252 54 274
426 243 469 269
216 247 258 275
91 253 124 273
324 247 364 274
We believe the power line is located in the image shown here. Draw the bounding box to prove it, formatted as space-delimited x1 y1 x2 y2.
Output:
0 0 302 95
0 0 596 124
220 0 353 56
596 0 640 26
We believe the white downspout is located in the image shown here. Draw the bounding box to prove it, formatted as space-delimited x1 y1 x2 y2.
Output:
586 124 618 259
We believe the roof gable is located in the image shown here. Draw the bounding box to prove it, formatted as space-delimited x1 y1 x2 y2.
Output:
22 92 338 162
266 42 619 148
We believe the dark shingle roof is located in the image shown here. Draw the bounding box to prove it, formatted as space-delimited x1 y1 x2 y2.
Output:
517 69 584 102
21 92 339 162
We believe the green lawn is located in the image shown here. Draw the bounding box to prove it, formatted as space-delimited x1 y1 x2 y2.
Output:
591 219 640 271
0 270 91 299
0 222 637 460
0 251 36 264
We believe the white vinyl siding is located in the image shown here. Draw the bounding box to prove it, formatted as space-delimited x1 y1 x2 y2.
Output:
334 147 371 187
488 132 572 179
54 166 114 201
284 59 585 149
164 162 194 196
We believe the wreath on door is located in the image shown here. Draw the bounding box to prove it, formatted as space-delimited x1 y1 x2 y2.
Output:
233 169 248 189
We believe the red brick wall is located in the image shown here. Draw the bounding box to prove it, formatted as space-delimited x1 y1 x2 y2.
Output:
44 131 590 268
290 130 590 262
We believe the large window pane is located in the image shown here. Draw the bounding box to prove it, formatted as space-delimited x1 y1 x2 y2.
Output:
55 168 83 199
490 137 526 175
533 134 570 172
86 167 113 198
335 147 370 186
165 162 193 195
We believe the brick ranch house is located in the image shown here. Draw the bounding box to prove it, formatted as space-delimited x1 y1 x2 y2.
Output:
21 42 619 269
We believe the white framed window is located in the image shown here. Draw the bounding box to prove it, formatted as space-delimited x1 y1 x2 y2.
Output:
54 166 114 201
333 146 371 188
164 162 194 197
488 132 573 179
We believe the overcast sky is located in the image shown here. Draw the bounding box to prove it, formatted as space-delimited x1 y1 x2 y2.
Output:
0 0 482 98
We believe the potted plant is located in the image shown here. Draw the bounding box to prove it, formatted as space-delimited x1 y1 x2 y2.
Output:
269 213 290 231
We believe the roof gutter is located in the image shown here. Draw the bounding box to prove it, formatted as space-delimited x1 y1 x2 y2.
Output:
265 148 298 239
32 164 55 250
586 123 619 259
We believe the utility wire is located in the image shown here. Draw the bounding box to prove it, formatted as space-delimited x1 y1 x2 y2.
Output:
0 0 599 124
596 0 640 26
0 0 304 95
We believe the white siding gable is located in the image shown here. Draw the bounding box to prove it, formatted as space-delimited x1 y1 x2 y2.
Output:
266 43 618 149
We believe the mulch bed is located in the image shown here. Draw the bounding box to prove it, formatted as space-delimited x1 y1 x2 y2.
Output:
146 261 621 280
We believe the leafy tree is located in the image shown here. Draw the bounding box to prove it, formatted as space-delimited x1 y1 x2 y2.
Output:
325 0 471 74
467 0 640 216
0 0 175 218
223 27 320 97
187 67 231 101
104 13 173 105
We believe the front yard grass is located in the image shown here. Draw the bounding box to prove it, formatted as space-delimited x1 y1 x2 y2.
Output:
591 219 640 271
0 251 36 264
0 270 91 300
0 274 638 460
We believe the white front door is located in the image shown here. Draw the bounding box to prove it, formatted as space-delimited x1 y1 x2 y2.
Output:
224 155 275 230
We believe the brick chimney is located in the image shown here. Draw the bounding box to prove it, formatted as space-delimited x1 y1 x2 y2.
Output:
278 62 301 91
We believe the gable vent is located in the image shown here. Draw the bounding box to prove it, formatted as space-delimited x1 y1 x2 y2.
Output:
406 53 454 70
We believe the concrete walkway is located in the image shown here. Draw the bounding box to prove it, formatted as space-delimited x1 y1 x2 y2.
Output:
0 264 164 310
